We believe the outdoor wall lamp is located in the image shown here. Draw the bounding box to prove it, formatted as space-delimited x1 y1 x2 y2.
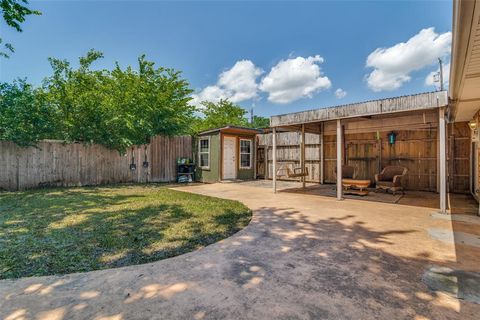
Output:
388 131 397 145
469 119 477 130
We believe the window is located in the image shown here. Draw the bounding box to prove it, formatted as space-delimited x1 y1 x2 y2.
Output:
240 139 252 169
199 137 210 169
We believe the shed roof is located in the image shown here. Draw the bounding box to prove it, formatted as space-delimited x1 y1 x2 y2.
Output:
270 91 448 128
198 126 263 136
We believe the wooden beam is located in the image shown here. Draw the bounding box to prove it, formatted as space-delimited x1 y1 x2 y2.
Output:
321 111 439 135
377 135 382 175
436 124 440 193
264 145 268 180
271 91 448 127
448 128 454 193
253 137 257 180
342 124 347 164
301 124 306 189
337 119 343 200
469 138 474 195
439 107 447 213
273 127 277 193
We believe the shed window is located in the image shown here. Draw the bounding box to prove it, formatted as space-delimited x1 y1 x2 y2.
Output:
240 139 252 169
199 137 210 169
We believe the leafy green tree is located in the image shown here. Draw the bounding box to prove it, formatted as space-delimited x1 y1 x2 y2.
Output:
193 99 249 133
248 115 270 129
1 0 41 58
0 79 57 146
42 49 194 152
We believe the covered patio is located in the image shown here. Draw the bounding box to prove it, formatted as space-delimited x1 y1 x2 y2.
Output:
265 91 469 214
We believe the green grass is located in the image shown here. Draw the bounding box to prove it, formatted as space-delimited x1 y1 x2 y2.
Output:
0 184 251 279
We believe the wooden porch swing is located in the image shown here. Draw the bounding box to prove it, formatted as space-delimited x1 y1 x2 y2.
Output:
275 129 309 180
276 165 309 178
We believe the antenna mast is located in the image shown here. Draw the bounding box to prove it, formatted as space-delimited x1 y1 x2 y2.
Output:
438 58 444 91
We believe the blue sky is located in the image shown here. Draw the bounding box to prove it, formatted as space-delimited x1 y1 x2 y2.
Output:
0 0 453 117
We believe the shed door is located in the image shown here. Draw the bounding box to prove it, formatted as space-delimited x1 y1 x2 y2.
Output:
223 137 237 180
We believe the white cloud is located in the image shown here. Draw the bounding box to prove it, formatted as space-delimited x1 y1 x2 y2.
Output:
259 55 331 104
218 60 263 102
335 88 347 99
192 55 332 106
190 85 229 107
425 62 450 88
190 60 263 107
365 27 451 92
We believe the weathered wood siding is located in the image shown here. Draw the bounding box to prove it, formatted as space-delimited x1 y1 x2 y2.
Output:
258 122 470 193
0 135 192 191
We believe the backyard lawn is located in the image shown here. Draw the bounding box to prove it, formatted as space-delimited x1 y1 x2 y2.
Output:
0 184 251 279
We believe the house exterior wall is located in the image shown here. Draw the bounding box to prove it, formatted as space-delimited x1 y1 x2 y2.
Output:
468 112 480 200
196 132 221 183
232 134 256 181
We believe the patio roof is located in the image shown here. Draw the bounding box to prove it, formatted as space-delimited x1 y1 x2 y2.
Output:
198 126 262 136
449 0 480 122
269 91 449 213
270 91 448 130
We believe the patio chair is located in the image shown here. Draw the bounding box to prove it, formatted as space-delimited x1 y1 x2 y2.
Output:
375 166 408 195
333 165 357 180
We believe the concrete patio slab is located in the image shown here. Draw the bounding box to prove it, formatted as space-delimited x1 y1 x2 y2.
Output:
1 182 480 320
423 266 480 304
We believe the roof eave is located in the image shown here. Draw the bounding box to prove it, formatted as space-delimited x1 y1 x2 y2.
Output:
270 91 448 128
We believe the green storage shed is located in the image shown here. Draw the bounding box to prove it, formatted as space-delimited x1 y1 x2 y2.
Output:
196 126 261 183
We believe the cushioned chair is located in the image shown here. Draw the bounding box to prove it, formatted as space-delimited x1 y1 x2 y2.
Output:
375 166 408 195
334 165 357 180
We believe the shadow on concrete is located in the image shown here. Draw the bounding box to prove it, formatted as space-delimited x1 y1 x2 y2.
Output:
2 204 479 319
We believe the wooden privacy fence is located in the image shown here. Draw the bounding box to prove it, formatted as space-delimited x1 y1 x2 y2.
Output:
0 135 192 191
257 122 470 193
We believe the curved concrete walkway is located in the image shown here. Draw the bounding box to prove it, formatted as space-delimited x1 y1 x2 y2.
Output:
1 183 480 320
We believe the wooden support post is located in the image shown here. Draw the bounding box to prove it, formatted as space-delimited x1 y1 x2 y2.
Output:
473 141 480 217
342 124 347 164
320 123 324 184
377 134 382 175
301 124 306 189
439 107 447 213
273 127 277 193
448 128 454 193
436 126 440 193
337 119 343 200
253 138 257 180
264 145 268 180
